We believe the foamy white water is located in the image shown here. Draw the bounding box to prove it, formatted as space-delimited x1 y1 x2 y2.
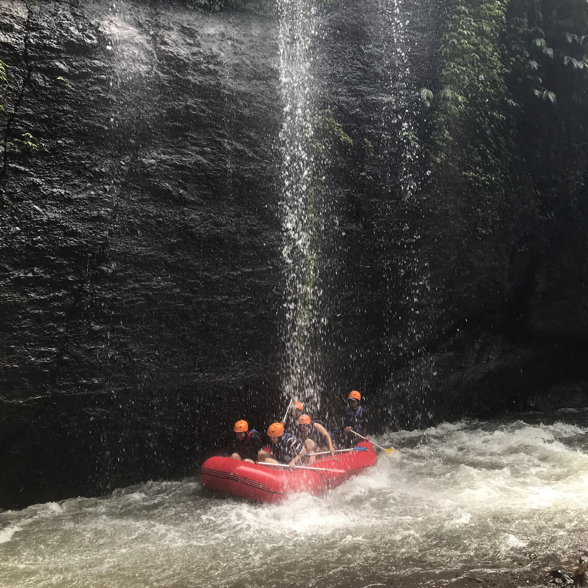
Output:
2 417 588 588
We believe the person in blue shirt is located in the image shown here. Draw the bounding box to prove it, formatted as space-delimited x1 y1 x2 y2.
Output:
257 422 305 469
342 390 367 447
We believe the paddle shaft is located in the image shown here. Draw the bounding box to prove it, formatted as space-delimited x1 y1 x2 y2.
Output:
257 462 344 474
306 448 359 457
282 397 294 424
349 429 394 453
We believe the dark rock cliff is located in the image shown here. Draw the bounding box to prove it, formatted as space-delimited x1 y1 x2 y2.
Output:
0 0 285 508
0 0 587 509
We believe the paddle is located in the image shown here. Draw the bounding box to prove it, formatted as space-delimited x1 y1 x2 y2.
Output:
349 429 395 454
282 397 294 424
257 462 345 474
306 447 368 457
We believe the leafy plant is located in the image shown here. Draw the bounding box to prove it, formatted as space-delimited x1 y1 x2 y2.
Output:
428 0 514 195
422 0 588 313
401 130 421 149
0 60 8 110
186 0 276 16
56 76 72 89
362 138 375 158
311 109 353 157
8 132 44 153
420 88 434 108
185 0 342 16
507 0 588 105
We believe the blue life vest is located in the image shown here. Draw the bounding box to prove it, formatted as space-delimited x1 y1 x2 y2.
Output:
344 405 364 435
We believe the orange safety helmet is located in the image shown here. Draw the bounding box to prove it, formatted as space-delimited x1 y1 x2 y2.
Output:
298 414 311 425
293 401 304 411
233 420 249 433
267 422 285 437
348 390 361 401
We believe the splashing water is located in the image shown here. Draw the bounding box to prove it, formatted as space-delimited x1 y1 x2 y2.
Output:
3 417 588 588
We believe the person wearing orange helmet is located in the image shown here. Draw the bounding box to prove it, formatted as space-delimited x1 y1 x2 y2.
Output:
257 422 304 469
230 420 262 463
292 401 304 422
283 400 305 435
290 414 336 467
342 390 367 447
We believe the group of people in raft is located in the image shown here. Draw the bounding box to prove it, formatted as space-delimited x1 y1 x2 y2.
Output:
230 390 368 471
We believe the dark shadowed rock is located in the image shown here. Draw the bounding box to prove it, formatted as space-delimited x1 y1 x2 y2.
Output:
0 0 284 508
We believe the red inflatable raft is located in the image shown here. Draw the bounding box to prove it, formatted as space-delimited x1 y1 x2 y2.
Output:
201 441 378 503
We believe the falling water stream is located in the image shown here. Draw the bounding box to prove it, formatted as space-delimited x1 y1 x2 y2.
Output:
3 415 588 587
278 0 323 410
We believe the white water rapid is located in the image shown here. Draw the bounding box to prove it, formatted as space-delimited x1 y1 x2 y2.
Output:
2 416 588 587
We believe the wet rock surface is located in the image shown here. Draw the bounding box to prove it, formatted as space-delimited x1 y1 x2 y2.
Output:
0 0 284 508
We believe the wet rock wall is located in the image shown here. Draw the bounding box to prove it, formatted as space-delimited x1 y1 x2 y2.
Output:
0 0 285 508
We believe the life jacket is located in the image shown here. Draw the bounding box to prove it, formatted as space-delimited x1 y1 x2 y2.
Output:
235 429 262 460
272 433 303 464
304 421 331 445
344 405 364 434
242 429 259 450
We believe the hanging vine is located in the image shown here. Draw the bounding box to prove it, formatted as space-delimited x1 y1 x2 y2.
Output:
423 0 515 195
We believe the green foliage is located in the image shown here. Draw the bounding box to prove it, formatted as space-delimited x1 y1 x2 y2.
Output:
423 0 588 303
504 0 588 209
534 87 557 103
428 0 513 196
311 109 353 158
0 60 8 111
362 138 375 158
185 0 343 16
56 76 72 89
507 0 588 104
420 87 434 107
401 129 421 149
186 0 276 16
8 132 44 154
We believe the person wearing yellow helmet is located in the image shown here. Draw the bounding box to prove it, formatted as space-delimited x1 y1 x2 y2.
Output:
230 420 262 463
290 414 336 467
257 422 304 469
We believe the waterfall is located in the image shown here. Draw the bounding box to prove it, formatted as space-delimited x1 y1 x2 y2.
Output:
277 0 430 417
277 0 323 412
376 0 431 368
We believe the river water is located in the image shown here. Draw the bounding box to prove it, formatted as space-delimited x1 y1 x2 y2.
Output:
2 414 588 588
